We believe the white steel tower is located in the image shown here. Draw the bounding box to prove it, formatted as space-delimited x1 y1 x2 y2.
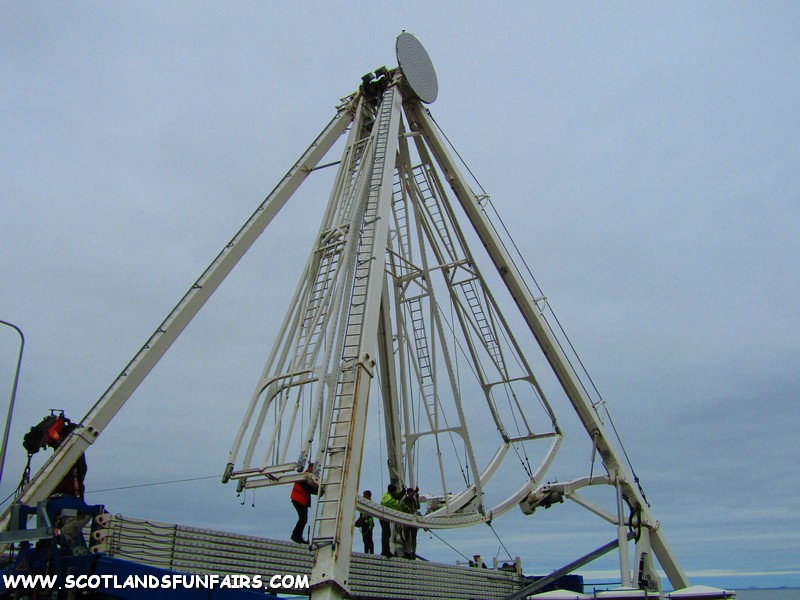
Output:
4 33 689 600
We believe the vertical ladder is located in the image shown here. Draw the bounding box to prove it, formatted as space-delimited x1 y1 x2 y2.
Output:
310 89 396 549
292 135 372 371
310 364 357 546
391 179 410 264
459 279 504 371
413 164 458 261
295 244 342 368
407 297 438 427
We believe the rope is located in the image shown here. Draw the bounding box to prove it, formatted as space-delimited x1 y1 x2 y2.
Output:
88 475 219 494
450 288 470 486
428 111 487 196
427 529 471 562
2 465 221 507
603 405 650 507
403 300 469 488
431 108 606 410
0 455 33 508
434 300 533 480
487 521 514 562
0 488 17 508
430 108 630 498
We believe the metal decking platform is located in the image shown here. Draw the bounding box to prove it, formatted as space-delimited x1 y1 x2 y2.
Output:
92 514 528 599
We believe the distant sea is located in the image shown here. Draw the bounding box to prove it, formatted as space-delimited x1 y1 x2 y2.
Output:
733 590 799 600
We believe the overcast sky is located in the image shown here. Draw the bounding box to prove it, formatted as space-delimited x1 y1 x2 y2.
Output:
2 2 799 592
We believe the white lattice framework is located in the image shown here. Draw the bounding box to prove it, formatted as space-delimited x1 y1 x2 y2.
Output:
3 34 689 600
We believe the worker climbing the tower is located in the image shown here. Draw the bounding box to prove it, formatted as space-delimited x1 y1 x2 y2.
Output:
354 489 374 554
290 462 318 544
380 483 403 557
400 486 420 559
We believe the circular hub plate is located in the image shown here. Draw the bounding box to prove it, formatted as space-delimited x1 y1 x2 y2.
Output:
396 33 438 104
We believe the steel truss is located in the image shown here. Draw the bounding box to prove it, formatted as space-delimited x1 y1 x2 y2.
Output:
3 44 689 600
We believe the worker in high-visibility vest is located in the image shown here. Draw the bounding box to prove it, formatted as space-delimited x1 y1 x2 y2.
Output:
290 463 317 544
380 484 402 557
355 490 375 554
400 486 420 559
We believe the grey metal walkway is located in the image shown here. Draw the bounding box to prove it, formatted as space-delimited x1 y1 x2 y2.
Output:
92 514 528 599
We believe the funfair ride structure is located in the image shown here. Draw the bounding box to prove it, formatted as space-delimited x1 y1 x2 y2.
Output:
2 34 690 600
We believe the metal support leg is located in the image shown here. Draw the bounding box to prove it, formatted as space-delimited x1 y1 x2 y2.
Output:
616 474 632 588
1 103 354 530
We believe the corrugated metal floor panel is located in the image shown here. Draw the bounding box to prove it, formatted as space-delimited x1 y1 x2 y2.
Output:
94 514 526 599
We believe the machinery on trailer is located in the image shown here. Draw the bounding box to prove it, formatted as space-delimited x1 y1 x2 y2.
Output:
2 33 711 599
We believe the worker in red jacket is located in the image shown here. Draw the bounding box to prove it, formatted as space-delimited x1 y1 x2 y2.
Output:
290 463 317 544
